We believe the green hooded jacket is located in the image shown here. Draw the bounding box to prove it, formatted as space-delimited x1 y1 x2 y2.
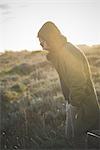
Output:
38 21 100 129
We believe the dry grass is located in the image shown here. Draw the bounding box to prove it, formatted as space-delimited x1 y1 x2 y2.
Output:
0 46 100 149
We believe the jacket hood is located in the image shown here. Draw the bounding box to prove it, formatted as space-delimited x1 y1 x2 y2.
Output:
37 21 67 50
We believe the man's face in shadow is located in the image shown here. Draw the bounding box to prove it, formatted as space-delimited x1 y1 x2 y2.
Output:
39 38 50 51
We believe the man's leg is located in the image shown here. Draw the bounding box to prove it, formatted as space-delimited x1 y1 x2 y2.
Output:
65 103 87 149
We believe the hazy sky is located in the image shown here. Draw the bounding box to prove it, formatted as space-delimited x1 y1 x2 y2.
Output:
0 0 100 52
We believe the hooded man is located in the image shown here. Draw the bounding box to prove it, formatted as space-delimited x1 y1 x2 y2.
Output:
37 21 100 148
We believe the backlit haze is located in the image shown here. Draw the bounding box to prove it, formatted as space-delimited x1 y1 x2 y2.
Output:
0 0 100 52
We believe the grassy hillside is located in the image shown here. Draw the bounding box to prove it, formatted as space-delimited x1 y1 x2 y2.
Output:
0 46 100 149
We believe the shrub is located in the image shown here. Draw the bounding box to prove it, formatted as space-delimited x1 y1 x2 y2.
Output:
8 63 34 75
11 83 26 93
3 90 18 101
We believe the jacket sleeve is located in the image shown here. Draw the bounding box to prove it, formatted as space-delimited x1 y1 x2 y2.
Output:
69 73 86 106
66 57 87 107
60 78 70 102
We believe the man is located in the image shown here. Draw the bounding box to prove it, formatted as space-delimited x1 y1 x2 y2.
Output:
37 21 100 148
